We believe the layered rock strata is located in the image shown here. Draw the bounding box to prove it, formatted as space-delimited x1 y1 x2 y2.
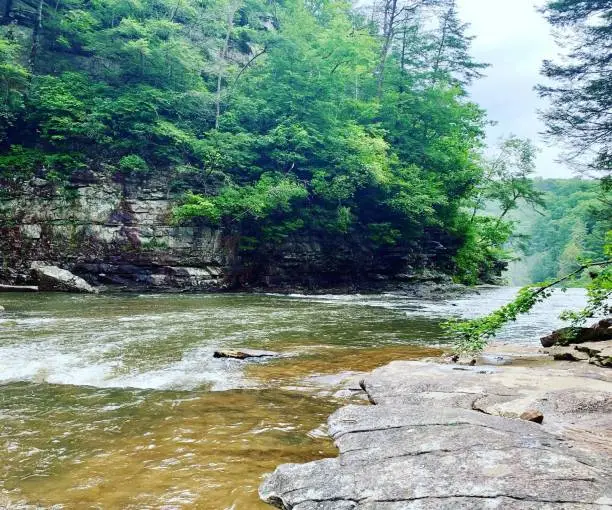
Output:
0 174 464 291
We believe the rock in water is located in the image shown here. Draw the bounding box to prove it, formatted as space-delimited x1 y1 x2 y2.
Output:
213 349 278 360
31 263 97 293
0 284 39 292
0 305 4 312
519 409 544 423
541 318 612 347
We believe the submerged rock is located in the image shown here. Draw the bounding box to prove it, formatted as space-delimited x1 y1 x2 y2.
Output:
31 263 97 293
541 318 612 347
260 361 612 509
213 349 279 360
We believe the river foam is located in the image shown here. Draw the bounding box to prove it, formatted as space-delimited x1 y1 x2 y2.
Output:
0 288 590 390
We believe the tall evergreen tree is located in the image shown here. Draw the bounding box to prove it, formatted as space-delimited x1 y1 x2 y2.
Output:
537 0 612 174
430 0 488 86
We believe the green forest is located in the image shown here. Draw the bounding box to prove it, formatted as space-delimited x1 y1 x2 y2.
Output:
1 0 610 289
506 179 610 286
1 0 551 283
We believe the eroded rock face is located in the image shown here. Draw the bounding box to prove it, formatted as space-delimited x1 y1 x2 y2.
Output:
0 171 466 291
31 263 97 293
260 361 612 509
541 319 612 348
0 174 229 291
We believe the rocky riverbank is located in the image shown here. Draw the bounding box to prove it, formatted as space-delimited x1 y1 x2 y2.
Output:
259 356 612 509
0 172 490 292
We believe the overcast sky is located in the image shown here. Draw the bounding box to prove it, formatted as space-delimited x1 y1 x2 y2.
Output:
456 0 574 178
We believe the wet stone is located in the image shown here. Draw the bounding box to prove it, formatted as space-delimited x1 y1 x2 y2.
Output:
213 349 280 360
31 263 97 293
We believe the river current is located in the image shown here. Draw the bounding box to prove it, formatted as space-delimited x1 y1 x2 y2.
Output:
0 287 588 509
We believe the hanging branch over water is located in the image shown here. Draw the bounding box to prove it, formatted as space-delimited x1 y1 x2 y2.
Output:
443 259 612 353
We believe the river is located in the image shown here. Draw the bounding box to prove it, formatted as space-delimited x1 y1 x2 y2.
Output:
0 287 588 509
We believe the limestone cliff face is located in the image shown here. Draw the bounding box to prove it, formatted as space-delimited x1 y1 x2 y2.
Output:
0 172 228 290
0 172 461 291
238 232 459 289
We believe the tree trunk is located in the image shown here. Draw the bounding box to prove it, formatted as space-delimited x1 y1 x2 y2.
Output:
169 0 182 22
399 24 407 93
432 0 453 82
3 0 14 23
28 0 44 73
375 0 397 100
215 3 238 129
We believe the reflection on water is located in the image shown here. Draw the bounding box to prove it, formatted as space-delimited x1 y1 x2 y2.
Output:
0 287 589 508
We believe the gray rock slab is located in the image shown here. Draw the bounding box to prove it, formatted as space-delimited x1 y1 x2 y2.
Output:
0 284 39 292
31 263 97 293
260 361 612 510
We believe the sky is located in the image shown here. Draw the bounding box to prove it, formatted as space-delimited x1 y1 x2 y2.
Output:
456 0 574 178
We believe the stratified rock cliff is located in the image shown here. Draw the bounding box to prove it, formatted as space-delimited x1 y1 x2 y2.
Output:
0 171 466 291
1 172 227 290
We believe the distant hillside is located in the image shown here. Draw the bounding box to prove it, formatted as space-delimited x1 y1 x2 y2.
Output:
505 178 610 286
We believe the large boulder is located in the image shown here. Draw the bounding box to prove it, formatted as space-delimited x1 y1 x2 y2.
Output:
260 361 612 509
541 318 612 347
31 263 97 293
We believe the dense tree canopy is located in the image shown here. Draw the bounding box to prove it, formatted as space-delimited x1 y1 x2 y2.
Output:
0 0 527 281
525 179 610 283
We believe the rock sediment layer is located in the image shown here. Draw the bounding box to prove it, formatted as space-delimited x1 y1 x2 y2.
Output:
0 173 468 291
260 361 612 509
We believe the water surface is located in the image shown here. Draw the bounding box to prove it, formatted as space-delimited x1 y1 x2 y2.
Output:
0 287 588 508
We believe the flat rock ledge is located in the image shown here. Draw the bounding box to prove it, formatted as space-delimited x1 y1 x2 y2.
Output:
259 361 612 510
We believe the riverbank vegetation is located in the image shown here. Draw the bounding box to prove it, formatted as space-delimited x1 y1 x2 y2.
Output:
0 0 544 283
446 0 612 352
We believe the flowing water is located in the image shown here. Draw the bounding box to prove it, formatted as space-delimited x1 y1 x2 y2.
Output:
0 287 588 509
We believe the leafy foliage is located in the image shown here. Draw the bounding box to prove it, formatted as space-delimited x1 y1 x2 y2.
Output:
453 136 545 284
445 255 611 353
445 285 557 353
444 0 612 353
1 0 512 278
